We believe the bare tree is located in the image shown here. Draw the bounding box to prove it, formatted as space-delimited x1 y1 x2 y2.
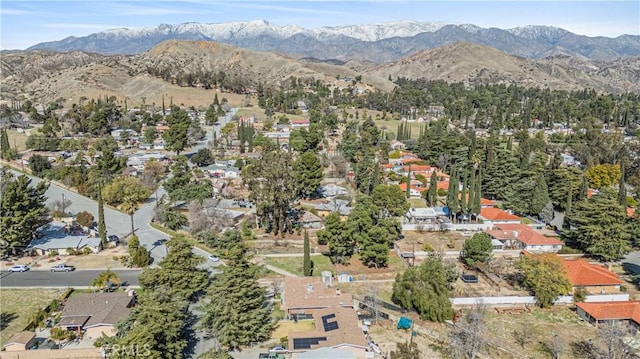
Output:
595 321 632 359
512 319 534 348
51 196 72 215
543 333 565 359
189 198 234 237
448 303 488 359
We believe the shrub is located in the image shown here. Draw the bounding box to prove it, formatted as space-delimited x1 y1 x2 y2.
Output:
66 248 75 255
573 286 587 302
82 247 92 255
423 243 434 252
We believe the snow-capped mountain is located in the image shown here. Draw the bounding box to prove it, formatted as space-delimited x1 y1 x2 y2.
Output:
26 20 640 62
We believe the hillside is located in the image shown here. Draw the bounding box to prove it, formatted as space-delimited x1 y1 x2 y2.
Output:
1 41 639 108
367 42 640 93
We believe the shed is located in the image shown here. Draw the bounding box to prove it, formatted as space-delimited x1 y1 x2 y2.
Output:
3 331 36 351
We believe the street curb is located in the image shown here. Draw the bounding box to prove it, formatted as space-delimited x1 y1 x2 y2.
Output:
1 286 142 289
4 267 141 272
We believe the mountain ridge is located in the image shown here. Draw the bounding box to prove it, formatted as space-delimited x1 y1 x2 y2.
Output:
26 20 640 63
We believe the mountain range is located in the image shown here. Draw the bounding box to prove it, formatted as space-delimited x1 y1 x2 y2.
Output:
26 20 640 63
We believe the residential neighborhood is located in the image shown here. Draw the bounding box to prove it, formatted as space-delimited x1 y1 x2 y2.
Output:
1 15 640 359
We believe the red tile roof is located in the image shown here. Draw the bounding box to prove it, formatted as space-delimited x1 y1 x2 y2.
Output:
576 301 640 324
292 119 310 124
481 198 496 206
403 165 437 172
480 208 520 222
490 224 564 246
398 183 426 193
627 207 636 218
563 259 624 286
401 158 422 165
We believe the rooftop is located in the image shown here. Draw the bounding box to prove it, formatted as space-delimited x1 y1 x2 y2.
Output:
288 307 367 352
563 259 624 286
489 224 563 246
480 208 520 222
3 331 36 347
577 301 640 324
28 222 101 251
60 292 134 328
283 277 353 312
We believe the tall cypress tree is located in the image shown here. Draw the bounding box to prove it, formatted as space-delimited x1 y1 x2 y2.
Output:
472 169 482 218
428 171 438 207
303 230 311 276
447 167 460 219
532 174 551 216
578 175 589 202
97 181 107 246
406 164 412 199
460 170 468 215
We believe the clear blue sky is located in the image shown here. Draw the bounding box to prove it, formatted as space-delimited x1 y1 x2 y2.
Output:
1 0 639 50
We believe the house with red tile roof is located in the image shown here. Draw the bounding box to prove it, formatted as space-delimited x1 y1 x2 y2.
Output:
627 207 636 218
479 208 521 224
576 301 640 330
563 259 624 294
397 183 426 198
486 223 563 252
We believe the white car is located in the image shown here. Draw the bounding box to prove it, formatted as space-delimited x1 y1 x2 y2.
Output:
8 264 29 272
208 255 220 262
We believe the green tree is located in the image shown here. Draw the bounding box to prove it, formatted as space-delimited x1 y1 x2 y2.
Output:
564 191 631 261
427 171 438 206
113 287 189 359
127 235 151 268
243 150 297 235
371 184 410 217
102 176 151 206
392 255 455 322
97 181 107 246
295 151 323 198
163 106 191 155
143 126 157 144
199 243 272 350
531 173 551 217
461 233 492 268
0 171 50 255
517 253 572 308
303 230 312 276
0 129 16 160
191 148 213 167
91 269 121 292
28 154 52 177
138 235 209 301
318 212 353 264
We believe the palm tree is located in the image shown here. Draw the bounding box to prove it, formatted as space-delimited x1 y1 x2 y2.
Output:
91 269 121 292
120 197 138 236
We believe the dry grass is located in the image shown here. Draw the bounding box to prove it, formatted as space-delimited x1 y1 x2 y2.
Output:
399 231 466 251
271 320 315 339
0 289 65 346
5 129 30 152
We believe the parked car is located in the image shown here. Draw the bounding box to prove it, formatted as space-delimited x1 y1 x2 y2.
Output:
50 264 76 272
8 264 29 272
208 255 220 262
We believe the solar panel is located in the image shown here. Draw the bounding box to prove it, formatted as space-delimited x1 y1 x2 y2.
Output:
293 337 327 349
321 313 339 331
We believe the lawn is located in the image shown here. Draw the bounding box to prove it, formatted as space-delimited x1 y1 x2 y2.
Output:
409 198 427 208
264 254 335 277
0 289 65 346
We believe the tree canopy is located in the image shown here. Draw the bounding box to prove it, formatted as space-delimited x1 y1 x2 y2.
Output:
517 253 572 308
461 233 493 268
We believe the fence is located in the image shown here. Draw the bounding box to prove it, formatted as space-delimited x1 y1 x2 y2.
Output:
450 293 630 306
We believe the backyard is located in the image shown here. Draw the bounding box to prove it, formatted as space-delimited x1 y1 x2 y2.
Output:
0 289 65 346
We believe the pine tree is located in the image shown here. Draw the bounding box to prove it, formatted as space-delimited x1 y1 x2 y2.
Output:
303 230 311 276
566 183 573 214
0 129 14 160
532 174 551 216
97 181 107 247
200 243 272 350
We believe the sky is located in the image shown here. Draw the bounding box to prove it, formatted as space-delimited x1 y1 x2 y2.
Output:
1 0 639 50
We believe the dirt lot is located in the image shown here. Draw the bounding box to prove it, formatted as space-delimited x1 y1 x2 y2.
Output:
399 230 468 252
271 320 315 340
0 289 65 346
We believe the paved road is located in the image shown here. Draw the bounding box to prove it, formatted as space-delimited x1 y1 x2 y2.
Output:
0 269 142 288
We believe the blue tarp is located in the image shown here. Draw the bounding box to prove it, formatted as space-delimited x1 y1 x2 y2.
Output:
397 316 412 330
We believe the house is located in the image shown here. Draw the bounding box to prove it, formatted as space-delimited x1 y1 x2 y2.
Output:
576 301 640 331
122 166 138 177
486 224 563 252
318 184 348 198
299 211 324 229
315 200 352 219
292 347 361 359
397 183 425 198
564 259 624 294
389 140 405 150
2 331 36 351
292 119 310 129
58 292 135 339
288 307 369 358
282 277 354 320
479 208 521 224
405 207 437 223
27 222 102 255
